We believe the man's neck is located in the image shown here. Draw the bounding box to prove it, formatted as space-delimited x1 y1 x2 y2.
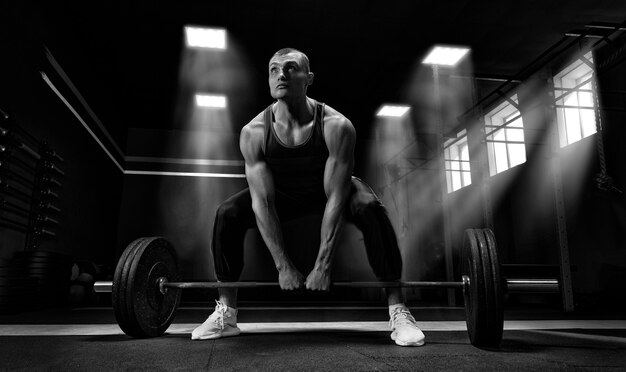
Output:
273 96 314 126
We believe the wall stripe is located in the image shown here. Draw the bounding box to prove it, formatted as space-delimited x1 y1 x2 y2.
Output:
41 72 125 174
41 65 245 178
124 170 246 178
44 48 125 158
125 156 244 166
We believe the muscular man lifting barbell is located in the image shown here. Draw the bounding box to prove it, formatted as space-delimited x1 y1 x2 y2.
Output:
191 48 425 347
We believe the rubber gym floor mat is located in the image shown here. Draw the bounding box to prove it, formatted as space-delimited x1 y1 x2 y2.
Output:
1 328 625 371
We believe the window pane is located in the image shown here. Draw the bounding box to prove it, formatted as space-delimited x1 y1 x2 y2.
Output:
508 143 526 168
564 91 578 106
556 108 568 147
578 80 592 90
554 54 597 147
494 143 508 174
462 171 472 186
450 145 458 160
487 142 496 176
578 91 593 107
580 109 597 138
460 143 469 160
452 171 462 192
506 127 524 142
564 108 582 144
508 116 523 128
451 161 460 171
461 161 471 171
494 128 505 142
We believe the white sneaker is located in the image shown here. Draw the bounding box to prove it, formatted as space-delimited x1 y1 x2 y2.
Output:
389 305 425 346
191 300 240 340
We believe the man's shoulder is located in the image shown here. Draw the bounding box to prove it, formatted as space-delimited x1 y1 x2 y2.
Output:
322 104 353 131
240 110 269 153
241 110 267 135
322 104 351 125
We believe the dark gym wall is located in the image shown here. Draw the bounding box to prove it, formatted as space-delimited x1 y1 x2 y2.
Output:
1 3 124 267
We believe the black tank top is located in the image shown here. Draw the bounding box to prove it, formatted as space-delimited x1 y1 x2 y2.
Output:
263 101 329 209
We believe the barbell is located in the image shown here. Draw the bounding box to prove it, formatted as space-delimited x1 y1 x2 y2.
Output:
94 228 560 347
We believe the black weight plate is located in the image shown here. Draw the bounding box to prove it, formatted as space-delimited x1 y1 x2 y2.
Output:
115 238 155 337
475 230 496 344
463 228 503 348
24 260 72 269
25 271 70 280
16 256 68 264
126 237 181 337
0 287 36 296
14 251 71 264
483 228 504 346
120 238 151 336
463 229 487 347
0 268 25 277
0 277 24 286
0 259 22 267
112 238 147 337
26 267 68 273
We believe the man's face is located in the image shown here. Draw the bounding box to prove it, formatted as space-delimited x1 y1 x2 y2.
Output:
268 52 312 100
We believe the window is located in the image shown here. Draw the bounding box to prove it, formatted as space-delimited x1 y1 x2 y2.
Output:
444 130 471 193
484 94 526 176
553 51 597 147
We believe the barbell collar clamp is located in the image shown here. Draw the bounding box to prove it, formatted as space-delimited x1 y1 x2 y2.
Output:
157 277 168 295
461 275 470 297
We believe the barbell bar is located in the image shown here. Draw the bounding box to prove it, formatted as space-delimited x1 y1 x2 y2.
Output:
95 228 561 348
94 278 558 292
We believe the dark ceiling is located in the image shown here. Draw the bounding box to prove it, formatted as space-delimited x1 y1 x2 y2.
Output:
8 1 626 141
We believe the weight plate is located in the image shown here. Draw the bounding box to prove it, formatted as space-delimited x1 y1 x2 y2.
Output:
24 260 72 267
26 267 71 274
483 228 504 346
15 256 68 264
475 229 495 342
126 237 181 337
463 229 485 346
0 268 25 277
463 228 503 348
14 251 71 262
26 271 70 279
0 277 24 286
0 287 36 296
0 259 22 267
113 237 147 337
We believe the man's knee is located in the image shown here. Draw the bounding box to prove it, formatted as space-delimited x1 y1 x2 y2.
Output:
215 199 237 221
215 195 249 223
351 196 386 220
349 178 383 215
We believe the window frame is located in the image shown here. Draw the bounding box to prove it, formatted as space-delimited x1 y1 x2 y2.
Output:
553 51 597 148
443 129 471 193
484 94 527 176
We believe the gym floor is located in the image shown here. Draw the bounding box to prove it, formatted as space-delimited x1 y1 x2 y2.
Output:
2 304 625 371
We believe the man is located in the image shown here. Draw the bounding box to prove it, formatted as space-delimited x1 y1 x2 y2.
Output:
191 48 425 347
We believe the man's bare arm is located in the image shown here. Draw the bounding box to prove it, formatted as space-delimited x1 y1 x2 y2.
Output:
306 115 356 290
240 121 304 290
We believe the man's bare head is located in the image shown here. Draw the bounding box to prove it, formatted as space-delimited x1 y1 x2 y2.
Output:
268 48 314 100
270 48 310 74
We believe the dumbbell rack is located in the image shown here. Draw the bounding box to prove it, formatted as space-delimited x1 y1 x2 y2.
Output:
0 109 69 312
